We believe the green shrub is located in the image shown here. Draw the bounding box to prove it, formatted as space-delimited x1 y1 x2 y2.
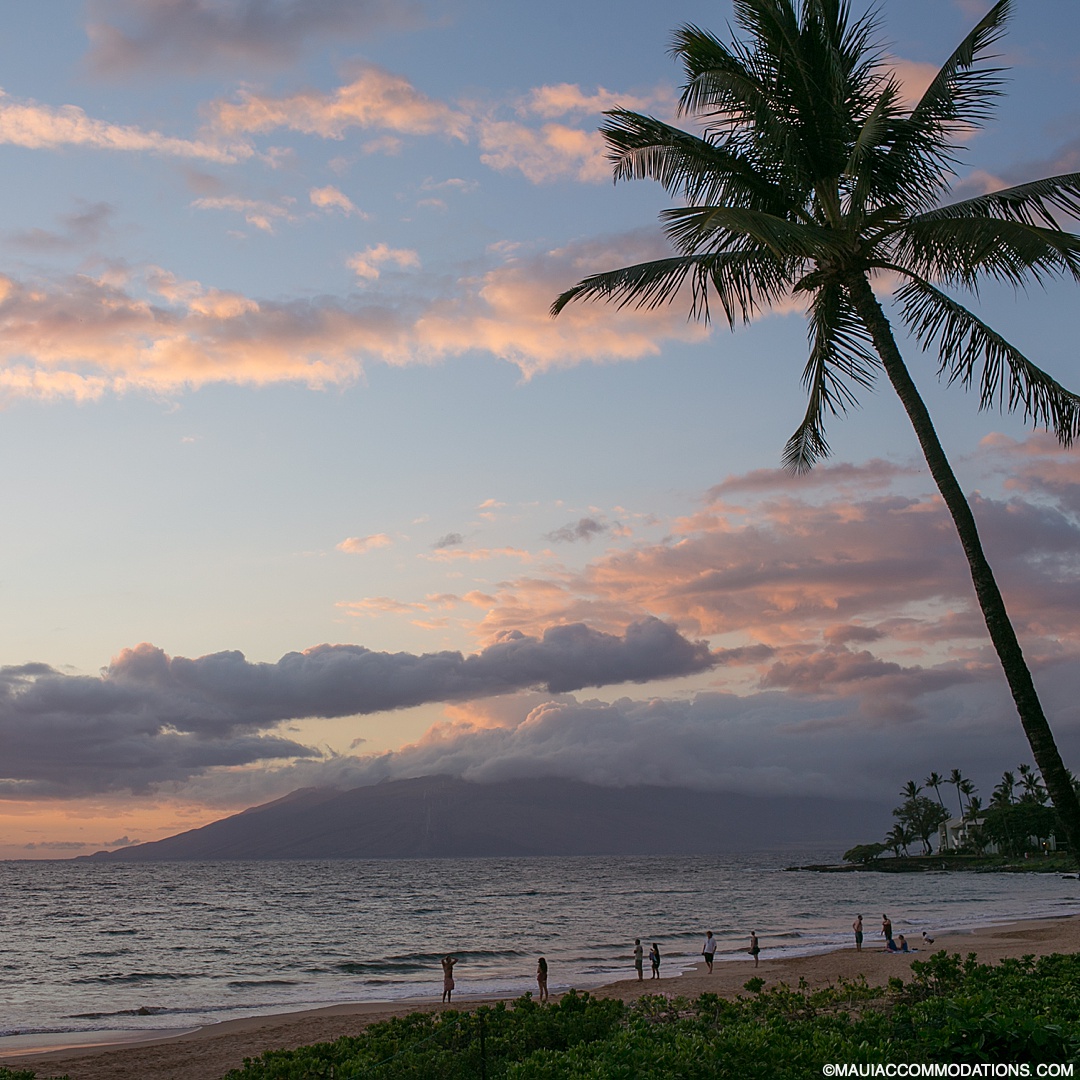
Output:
215 952 1080 1078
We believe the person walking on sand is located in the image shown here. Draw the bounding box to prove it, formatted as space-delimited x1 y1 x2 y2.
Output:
881 914 893 946
440 955 457 1003
649 942 660 979
853 914 863 952
749 931 760 968
702 930 717 973
536 956 548 1003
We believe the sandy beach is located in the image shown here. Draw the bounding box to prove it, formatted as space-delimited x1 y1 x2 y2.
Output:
6 914 1079 1080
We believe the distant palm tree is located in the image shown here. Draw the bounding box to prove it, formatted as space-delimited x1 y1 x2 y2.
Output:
958 778 977 816
949 769 966 821
991 770 1016 808
552 0 1080 859
1018 764 1048 805
965 795 982 821
901 780 922 802
925 772 945 806
925 771 947 848
885 822 911 858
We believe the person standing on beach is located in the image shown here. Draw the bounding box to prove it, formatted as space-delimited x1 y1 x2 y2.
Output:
633 938 644 981
702 931 717 973
649 943 660 979
536 956 548 1002
749 931 760 968
440 955 457 1004
881 915 893 947
853 914 863 952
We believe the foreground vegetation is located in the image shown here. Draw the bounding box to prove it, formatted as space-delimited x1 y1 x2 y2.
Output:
3 952 1079 1078
206 952 1079 1077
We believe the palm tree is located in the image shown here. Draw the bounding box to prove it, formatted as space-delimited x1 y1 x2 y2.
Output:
949 769 966 821
925 771 947 848
884 822 911 858
991 769 1016 808
958 777 977 816
900 779 922 802
552 0 1080 859
1018 763 1048 805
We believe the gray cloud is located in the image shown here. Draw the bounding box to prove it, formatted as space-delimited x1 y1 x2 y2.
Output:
9 201 116 252
85 0 421 76
432 532 464 549
545 517 610 544
0 618 713 797
259 656 1080 803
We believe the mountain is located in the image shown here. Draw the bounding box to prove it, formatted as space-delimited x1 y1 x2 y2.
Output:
82 776 887 860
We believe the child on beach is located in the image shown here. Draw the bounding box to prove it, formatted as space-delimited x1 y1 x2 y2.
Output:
649 943 660 979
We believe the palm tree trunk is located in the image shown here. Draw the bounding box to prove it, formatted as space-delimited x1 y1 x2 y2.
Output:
845 272 1080 867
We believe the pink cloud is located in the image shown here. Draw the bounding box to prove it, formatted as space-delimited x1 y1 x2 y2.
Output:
522 83 673 120
347 244 421 282
477 119 608 183
309 185 363 216
207 63 470 142
444 455 1080 699
336 534 393 555
0 229 721 399
415 230 712 375
0 90 248 162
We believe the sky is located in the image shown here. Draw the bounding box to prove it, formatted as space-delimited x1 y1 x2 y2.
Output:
0 0 1079 858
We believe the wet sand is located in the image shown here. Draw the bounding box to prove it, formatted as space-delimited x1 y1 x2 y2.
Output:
6 914 1079 1080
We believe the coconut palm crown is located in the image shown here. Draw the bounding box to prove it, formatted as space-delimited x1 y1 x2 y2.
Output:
552 0 1080 858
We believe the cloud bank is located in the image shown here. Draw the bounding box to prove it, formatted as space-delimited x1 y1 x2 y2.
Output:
0 230 706 401
0 618 712 796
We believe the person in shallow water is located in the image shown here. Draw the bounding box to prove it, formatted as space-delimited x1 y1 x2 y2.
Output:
649 942 660 979
441 955 457 1003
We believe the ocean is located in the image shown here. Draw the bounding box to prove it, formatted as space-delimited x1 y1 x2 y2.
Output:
1 851 1078 1048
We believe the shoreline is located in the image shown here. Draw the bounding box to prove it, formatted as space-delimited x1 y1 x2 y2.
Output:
5 912 1080 1080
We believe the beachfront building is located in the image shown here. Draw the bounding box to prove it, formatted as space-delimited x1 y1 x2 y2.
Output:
938 816 1057 855
939 816 991 853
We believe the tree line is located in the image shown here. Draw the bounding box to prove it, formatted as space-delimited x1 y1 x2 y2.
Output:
844 764 1067 864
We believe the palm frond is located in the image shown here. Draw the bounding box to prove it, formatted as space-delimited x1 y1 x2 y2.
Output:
895 275 1080 445
783 280 879 472
549 250 792 328
915 173 1080 229
893 216 1080 288
600 109 803 218
672 19 814 190
661 204 836 262
886 0 1011 210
